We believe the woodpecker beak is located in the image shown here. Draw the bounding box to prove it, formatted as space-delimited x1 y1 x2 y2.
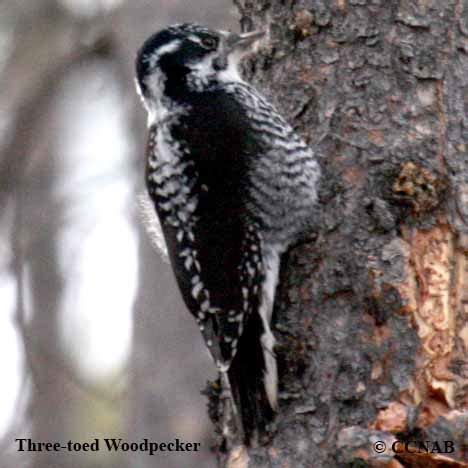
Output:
225 30 265 52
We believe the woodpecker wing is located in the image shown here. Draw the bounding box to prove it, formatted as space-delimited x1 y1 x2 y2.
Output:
146 87 267 365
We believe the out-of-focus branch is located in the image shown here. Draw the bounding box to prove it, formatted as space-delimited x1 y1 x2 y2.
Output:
0 24 116 213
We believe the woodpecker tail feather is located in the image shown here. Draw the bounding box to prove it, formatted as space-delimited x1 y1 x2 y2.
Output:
227 311 277 445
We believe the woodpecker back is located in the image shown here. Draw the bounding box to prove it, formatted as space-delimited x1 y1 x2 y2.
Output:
135 23 320 444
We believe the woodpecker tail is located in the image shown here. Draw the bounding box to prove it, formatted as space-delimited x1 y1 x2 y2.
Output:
227 311 277 445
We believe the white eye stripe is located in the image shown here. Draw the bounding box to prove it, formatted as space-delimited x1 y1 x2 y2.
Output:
188 35 202 44
149 40 182 67
157 40 182 55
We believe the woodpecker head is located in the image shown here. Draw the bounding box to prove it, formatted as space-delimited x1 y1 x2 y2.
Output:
135 23 264 114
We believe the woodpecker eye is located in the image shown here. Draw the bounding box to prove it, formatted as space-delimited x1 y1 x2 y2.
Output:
200 36 218 49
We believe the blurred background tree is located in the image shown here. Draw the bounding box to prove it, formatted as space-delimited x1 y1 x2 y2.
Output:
0 1 235 468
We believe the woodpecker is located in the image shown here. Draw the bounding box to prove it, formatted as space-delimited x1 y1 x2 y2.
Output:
135 23 320 444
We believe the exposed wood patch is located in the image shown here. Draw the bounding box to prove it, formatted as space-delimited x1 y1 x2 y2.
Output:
403 224 457 412
336 0 347 11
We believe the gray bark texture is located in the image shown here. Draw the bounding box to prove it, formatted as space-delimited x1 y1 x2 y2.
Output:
218 1 468 467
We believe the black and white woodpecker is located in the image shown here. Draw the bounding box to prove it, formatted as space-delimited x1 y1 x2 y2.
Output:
135 23 320 444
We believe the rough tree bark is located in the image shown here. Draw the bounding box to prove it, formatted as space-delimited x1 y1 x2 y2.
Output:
217 1 468 467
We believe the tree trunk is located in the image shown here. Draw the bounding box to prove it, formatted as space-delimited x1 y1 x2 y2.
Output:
219 1 468 466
